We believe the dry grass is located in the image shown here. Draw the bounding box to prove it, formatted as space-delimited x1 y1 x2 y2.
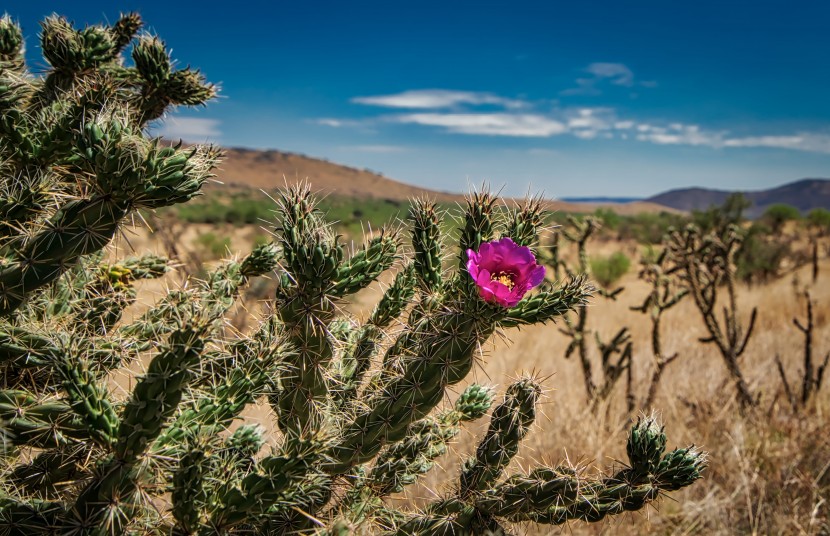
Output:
113 221 830 535
393 259 830 535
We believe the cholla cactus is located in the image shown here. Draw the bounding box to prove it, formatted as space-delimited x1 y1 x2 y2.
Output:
631 247 689 408
545 215 631 406
0 13 705 536
664 224 756 409
0 12 218 316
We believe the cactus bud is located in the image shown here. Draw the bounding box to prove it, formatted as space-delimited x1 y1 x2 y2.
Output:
627 415 667 475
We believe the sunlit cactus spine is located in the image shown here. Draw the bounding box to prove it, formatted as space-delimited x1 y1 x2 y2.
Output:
459 379 540 497
390 401 704 535
0 11 218 316
0 12 705 536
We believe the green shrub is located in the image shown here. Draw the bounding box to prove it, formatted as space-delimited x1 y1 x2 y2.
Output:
807 207 830 235
761 203 801 233
194 231 232 259
692 192 751 235
590 251 631 288
616 211 688 244
736 223 791 283
593 207 622 230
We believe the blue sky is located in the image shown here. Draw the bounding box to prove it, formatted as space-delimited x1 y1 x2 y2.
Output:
11 1 830 197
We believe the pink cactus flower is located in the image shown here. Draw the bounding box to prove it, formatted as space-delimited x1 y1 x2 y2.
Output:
466 237 546 308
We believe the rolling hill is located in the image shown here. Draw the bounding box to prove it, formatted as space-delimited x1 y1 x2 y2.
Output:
208 145 675 215
646 178 830 218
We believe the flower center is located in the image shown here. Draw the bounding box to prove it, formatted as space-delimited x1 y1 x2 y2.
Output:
491 271 516 290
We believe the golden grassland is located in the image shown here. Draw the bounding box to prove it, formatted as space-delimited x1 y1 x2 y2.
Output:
415 258 830 535
114 219 829 535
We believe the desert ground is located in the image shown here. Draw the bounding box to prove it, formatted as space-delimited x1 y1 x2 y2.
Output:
109 198 829 535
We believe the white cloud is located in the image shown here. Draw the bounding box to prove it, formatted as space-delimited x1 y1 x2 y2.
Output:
313 118 373 128
573 130 599 140
566 108 613 131
561 63 656 96
323 87 830 155
723 133 830 154
316 118 346 127
156 117 221 142
631 123 830 153
394 113 568 137
562 107 615 140
585 62 634 86
635 123 723 147
352 89 526 110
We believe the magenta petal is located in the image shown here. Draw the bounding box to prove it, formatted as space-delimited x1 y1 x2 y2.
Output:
505 245 535 266
466 236 544 308
497 286 520 307
475 268 492 287
478 282 497 302
528 265 546 288
466 249 481 279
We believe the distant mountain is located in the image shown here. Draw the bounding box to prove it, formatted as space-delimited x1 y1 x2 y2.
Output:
646 179 830 218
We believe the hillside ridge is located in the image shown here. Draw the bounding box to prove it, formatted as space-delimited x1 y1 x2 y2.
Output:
646 178 830 217
206 144 675 215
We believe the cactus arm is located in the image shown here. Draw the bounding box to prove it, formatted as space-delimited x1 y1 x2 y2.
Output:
0 497 67 535
0 325 61 367
54 357 119 449
115 318 208 462
505 196 545 250
499 277 593 328
330 232 399 297
0 389 92 449
155 319 286 450
410 199 443 292
458 190 496 270
368 385 494 498
459 379 540 497
207 441 323 531
171 445 211 535
326 300 499 474
270 185 341 437
369 263 416 328
5 446 86 496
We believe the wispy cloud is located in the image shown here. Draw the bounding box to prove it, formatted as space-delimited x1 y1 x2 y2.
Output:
312 118 369 128
723 134 830 153
316 87 830 155
634 123 830 153
635 123 722 147
391 108 830 153
394 113 567 137
586 62 635 86
565 107 615 136
561 62 654 96
156 117 221 142
352 89 526 110
315 118 346 127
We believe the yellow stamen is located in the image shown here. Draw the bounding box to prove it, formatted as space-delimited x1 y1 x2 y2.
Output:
491 271 515 290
